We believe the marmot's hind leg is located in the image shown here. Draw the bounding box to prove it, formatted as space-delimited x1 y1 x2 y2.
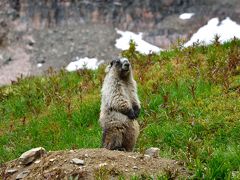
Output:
102 127 125 151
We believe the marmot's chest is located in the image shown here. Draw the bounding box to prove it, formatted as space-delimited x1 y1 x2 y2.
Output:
119 84 134 101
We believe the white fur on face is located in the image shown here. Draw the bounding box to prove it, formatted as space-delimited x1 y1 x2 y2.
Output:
120 57 129 64
105 57 130 74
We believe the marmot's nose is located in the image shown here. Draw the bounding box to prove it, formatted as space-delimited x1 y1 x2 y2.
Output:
123 63 129 69
122 62 130 70
124 63 129 67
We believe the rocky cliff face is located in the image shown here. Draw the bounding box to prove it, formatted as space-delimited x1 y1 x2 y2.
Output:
10 0 200 30
9 0 240 29
0 0 240 85
5 0 240 47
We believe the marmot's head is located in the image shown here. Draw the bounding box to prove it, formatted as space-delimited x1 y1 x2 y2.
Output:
106 57 132 79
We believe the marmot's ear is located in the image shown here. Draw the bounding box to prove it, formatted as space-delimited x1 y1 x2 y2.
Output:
105 60 114 73
110 60 115 67
105 59 115 73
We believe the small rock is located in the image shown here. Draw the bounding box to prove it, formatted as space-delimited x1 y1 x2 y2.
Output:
99 162 107 167
5 169 18 175
133 165 138 170
34 160 41 164
84 154 89 157
19 147 46 165
16 170 30 179
144 154 151 160
128 155 136 159
49 158 55 162
71 158 84 165
144 147 160 158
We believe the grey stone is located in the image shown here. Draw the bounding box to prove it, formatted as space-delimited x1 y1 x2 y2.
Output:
19 147 46 165
5 168 18 175
144 154 151 160
49 158 55 162
144 147 160 158
71 158 84 165
98 162 107 167
34 159 41 164
16 170 30 179
133 165 138 170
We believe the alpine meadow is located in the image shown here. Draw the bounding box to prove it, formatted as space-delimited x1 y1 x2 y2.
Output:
0 37 240 179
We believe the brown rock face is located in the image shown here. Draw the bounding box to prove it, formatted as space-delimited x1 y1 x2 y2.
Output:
6 0 240 48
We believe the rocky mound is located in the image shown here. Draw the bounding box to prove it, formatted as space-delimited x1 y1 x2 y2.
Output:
1 148 189 179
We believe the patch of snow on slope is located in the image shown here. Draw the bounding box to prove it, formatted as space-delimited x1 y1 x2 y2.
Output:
66 57 103 72
185 17 240 47
115 29 162 54
37 63 43 68
179 13 194 20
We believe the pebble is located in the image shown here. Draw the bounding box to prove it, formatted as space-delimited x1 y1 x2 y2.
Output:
49 158 55 162
128 155 137 159
144 154 151 160
144 147 160 158
34 160 41 164
70 158 84 165
5 169 18 175
16 170 30 179
133 165 138 170
98 162 107 167
84 154 89 157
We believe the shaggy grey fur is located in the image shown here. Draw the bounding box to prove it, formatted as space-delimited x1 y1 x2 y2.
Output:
99 57 141 151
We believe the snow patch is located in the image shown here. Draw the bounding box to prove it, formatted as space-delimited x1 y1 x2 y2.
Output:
185 17 240 47
65 57 104 72
37 63 43 68
115 29 162 54
179 13 194 20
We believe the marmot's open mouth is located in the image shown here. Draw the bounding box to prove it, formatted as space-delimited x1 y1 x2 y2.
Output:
122 68 129 72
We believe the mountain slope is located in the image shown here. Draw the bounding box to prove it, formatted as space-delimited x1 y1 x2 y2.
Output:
0 39 240 179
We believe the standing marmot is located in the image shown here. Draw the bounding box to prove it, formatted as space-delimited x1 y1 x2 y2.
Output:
99 57 141 151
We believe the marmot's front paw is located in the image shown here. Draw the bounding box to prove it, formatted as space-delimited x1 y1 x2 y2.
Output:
133 105 140 118
126 109 136 119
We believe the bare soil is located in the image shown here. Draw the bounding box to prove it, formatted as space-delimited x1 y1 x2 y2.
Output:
1 148 190 179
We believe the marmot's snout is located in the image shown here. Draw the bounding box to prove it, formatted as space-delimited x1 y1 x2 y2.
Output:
122 61 130 71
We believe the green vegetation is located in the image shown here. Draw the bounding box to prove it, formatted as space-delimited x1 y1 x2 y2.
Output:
1 37 240 179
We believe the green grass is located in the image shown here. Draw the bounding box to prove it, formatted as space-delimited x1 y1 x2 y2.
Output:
1 37 240 179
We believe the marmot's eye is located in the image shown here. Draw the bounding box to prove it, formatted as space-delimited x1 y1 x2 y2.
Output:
110 60 115 67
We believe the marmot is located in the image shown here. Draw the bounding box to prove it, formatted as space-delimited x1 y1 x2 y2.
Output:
99 57 141 151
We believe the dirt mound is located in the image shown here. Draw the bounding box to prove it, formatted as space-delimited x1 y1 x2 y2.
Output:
1 148 190 179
